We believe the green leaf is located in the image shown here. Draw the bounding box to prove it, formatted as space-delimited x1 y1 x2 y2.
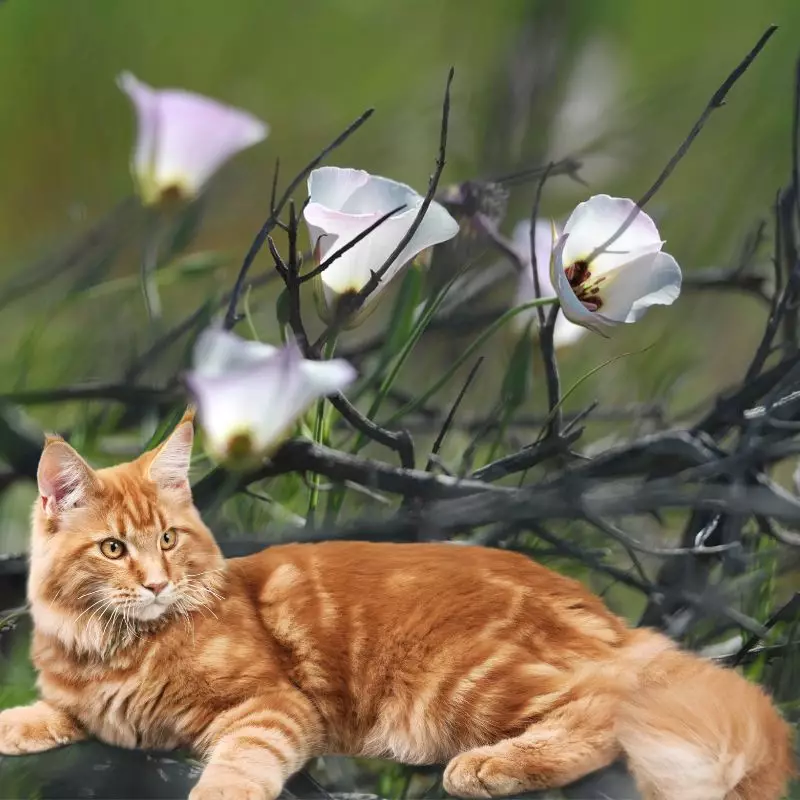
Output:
501 325 535 408
381 264 424 360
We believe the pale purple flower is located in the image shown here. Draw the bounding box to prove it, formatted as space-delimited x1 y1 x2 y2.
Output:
185 328 356 465
551 195 682 335
118 72 268 205
511 220 587 348
303 167 459 322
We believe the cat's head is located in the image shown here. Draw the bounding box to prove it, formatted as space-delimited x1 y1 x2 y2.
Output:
28 409 225 654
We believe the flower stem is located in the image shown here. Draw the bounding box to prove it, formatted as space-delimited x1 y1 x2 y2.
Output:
347 255 484 456
535 341 656 442
306 337 338 526
140 207 164 328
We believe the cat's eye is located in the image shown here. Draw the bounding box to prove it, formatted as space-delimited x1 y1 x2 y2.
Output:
100 538 126 560
160 529 178 551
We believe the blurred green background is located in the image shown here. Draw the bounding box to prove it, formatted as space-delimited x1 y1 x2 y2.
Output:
0 0 798 550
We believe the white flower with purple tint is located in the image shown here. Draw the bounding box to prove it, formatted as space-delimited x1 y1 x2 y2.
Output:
118 72 268 205
303 167 459 322
511 219 587 348
550 195 682 335
185 328 356 466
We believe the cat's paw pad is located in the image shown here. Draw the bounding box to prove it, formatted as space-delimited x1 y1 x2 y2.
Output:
444 751 526 798
0 707 75 756
189 778 272 800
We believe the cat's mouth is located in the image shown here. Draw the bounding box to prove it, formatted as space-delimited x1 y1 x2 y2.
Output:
133 601 171 621
130 587 175 621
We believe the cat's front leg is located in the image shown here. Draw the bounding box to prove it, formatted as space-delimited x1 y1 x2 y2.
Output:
0 700 86 755
190 691 323 800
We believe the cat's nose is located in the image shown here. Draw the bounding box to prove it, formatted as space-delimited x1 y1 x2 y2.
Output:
144 581 169 597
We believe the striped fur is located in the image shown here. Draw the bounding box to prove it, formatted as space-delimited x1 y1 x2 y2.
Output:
0 420 793 799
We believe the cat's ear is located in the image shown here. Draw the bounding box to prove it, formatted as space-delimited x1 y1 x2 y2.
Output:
37 436 97 517
147 407 194 500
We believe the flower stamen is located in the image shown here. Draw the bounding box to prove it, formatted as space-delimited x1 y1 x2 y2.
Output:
566 260 606 311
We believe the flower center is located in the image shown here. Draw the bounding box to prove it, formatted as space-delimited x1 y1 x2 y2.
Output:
226 431 255 462
566 259 605 312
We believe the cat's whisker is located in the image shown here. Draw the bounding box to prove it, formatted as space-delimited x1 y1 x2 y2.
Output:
173 597 196 642
75 588 107 602
181 586 220 619
84 598 116 652
181 597 216 620
100 601 123 644
121 599 138 641
184 568 225 579
73 596 111 625
184 579 226 603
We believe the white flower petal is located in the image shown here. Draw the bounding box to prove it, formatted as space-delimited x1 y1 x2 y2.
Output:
342 174 419 215
118 72 268 204
306 168 371 259
602 250 682 323
185 371 266 458
562 194 662 277
117 72 159 197
304 204 418 295
304 169 459 317
186 332 356 462
551 232 615 336
298 358 359 405
512 219 559 302
155 93 267 196
512 220 586 347
192 327 276 377
307 167 369 211
392 199 459 282
549 196 683 335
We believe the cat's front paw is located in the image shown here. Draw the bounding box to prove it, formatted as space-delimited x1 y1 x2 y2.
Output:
444 749 526 798
188 778 273 800
189 765 283 800
0 703 84 755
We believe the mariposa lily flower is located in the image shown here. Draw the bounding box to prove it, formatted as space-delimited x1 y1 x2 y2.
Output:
185 328 356 466
303 167 459 323
511 219 587 348
550 195 681 335
118 72 268 205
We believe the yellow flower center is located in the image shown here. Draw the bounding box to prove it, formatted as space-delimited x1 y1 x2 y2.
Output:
226 431 255 463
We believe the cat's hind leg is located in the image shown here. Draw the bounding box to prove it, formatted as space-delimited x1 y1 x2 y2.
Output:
443 694 620 798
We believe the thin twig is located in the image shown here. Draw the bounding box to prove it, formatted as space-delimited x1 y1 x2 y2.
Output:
299 204 406 285
315 68 455 343
425 358 483 472
272 193 416 469
588 25 778 262
224 107 374 329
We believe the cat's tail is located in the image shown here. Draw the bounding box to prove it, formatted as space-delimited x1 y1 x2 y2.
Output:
615 630 795 800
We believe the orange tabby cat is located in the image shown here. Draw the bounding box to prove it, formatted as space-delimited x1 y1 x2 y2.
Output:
0 411 793 800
